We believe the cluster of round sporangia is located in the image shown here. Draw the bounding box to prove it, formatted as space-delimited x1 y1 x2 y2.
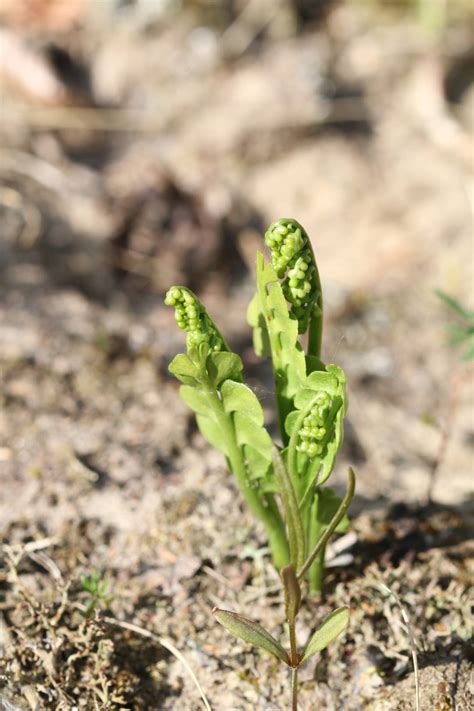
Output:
297 392 332 459
164 286 223 351
265 219 306 277
264 219 319 333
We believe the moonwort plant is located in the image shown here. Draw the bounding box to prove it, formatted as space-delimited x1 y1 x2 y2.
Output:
165 219 355 708
165 218 353 592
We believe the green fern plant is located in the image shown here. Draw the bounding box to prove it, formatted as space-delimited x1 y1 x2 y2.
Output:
166 219 355 708
165 218 353 593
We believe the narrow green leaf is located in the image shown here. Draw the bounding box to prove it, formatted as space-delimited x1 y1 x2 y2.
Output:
302 607 349 661
297 468 356 581
213 608 288 664
436 289 474 320
447 324 473 344
315 487 350 533
272 447 305 570
435 290 474 359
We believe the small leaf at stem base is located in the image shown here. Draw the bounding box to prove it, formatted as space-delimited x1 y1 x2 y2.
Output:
213 608 288 664
302 607 349 662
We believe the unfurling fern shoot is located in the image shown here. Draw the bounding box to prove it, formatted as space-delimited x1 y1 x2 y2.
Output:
166 219 355 709
165 219 355 594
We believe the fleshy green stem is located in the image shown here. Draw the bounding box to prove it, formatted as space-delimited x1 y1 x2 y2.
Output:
207 388 290 569
289 621 298 667
307 267 323 359
289 615 299 710
264 495 292 570
290 666 298 711
308 545 325 596
282 564 301 710
298 468 356 582
272 448 306 570
307 497 325 595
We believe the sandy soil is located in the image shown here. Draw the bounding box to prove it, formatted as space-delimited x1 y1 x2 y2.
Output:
0 2 473 709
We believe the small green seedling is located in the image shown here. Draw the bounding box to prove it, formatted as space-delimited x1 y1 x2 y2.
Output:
436 289 474 360
80 571 111 618
165 218 354 593
426 289 473 503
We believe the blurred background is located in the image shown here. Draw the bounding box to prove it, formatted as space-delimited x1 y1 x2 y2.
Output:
1 0 472 502
0 1 473 708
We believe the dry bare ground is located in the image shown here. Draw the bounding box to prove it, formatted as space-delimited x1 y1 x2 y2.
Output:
0 1 472 709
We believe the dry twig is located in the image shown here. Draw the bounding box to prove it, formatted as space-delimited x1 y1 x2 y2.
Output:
379 583 420 711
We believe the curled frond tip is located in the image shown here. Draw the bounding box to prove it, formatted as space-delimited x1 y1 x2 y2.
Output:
165 286 225 352
264 218 321 334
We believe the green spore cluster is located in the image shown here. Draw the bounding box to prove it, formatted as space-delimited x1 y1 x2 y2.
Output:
164 286 224 352
264 218 320 333
297 392 332 458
